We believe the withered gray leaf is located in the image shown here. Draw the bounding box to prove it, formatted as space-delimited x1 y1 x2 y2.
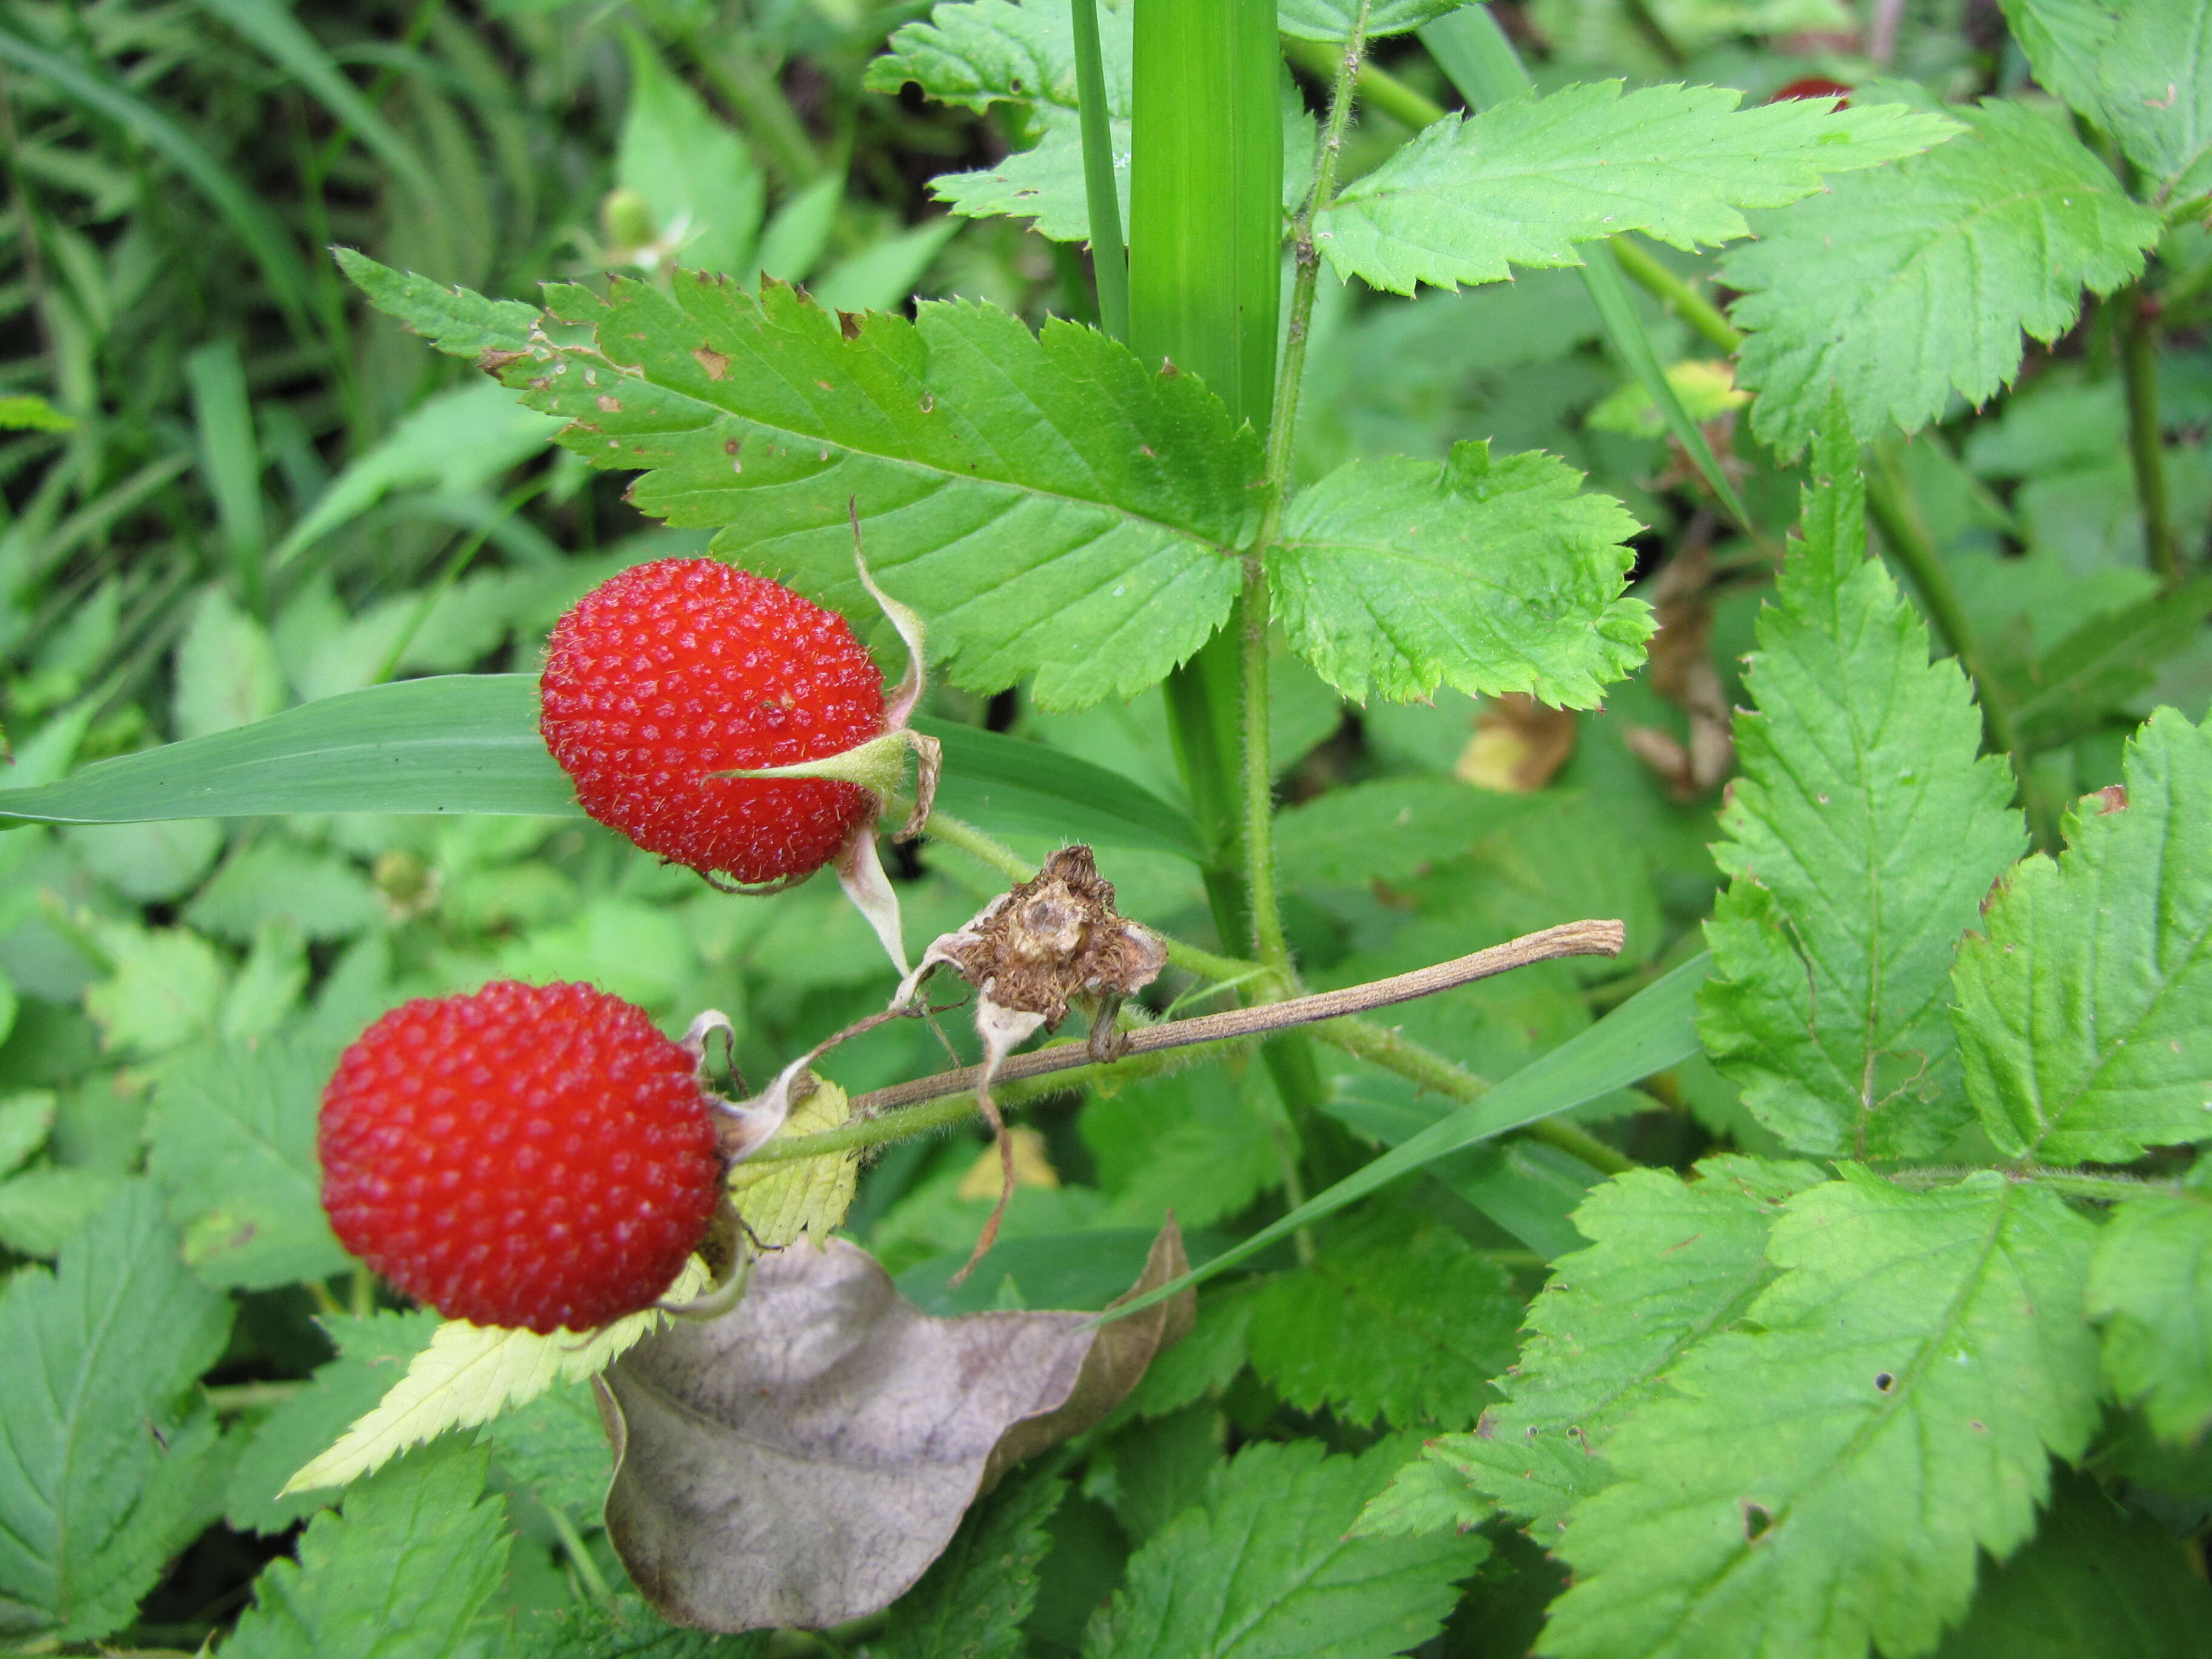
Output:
595 1220 1191 1633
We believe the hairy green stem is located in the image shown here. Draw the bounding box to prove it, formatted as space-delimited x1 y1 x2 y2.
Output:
1279 35 1438 130
1068 0 1130 343
2119 284 2183 586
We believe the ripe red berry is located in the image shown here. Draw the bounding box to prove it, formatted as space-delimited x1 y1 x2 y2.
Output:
319 980 723 1334
1769 75 1852 103
540 558 886 884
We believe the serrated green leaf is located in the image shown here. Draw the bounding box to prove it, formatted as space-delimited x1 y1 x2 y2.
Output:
529 276 1258 708
878 1473 1064 1659
0 1090 54 1178
1952 708 2212 1164
2000 0 2212 202
1081 1065 1287 1230
146 1036 351 1290
868 0 1129 116
1280 0 1469 39
1316 82 1957 296
335 246 539 363
1083 1439 1487 1659
1541 1173 2105 1659
84 922 227 1056
187 840 385 941
517 1594 762 1659
226 1310 442 1537
1698 422 2025 1158
2009 574 2212 752
1725 95 2163 454
1930 1467 2212 1658
487 1379 613 1518
286 1259 707 1495
728 1079 859 1247
1349 1455 1493 1540
0 1167 126 1258
1247 1208 1520 1432
225 1440 511 1659
0 1182 234 1642
1391 1157 1825 1536
1270 442 1651 706
175 585 284 741
2086 1192 2212 1447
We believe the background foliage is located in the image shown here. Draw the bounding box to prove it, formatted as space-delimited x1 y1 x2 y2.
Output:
2 0 2210 1655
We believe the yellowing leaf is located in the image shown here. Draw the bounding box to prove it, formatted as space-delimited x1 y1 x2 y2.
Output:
728 1078 859 1248
957 1126 1058 1201
284 1257 709 1494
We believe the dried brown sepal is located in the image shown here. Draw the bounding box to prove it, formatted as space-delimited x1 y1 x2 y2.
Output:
894 846 1166 1279
594 1219 1192 1632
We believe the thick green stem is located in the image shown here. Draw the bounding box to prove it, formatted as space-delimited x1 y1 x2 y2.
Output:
1864 449 2054 846
1610 236 1742 355
2119 284 2182 586
1069 0 1130 343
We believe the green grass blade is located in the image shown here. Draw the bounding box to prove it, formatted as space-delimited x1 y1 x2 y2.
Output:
184 341 268 611
1419 6 1754 532
0 26 315 337
1105 952 1714 1319
1070 0 1130 342
0 676 1205 858
193 0 441 209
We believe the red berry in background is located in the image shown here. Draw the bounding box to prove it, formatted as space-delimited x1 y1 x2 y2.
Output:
540 558 886 885
1769 76 1852 104
320 980 722 1334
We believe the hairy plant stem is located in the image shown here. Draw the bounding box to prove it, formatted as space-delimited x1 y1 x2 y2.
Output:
748 921 1625 1163
2118 283 2183 586
1279 35 1435 130
1863 445 2053 847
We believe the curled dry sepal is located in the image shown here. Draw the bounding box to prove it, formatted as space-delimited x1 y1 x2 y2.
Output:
896 845 1168 1273
595 1218 1194 1632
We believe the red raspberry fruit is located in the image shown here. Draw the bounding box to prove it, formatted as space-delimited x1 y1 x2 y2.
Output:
540 558 886 884
319 980 723 1334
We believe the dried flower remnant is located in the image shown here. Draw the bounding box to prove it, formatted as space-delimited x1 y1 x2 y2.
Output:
897 846 1166 1275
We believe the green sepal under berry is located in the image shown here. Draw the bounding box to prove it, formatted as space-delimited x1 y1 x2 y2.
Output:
1951 706 2212 1165
1698 416 2025 1158
521 273 1262 709
1270 441 1651 707
1542 1170 2104 1659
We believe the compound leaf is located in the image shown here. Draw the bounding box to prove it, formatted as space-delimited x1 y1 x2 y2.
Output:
1952 707 2212 1164
1699 420 2025 1158
1542 1172 2104 1659
1374 1157 1824 1537
2085 1191 2212 1446
1316 81 1956 296
226 1440 510 1659
1083 1439 1487 1659
877 1472 1064 1659
1724 95 2163 454
1246 1208 1521 1432
1270 441 1651 707
526 276 1258 708
0 1181 234 1642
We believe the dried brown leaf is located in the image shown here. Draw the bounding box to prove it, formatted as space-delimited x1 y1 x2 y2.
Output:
594 1221 1191 1632
1455 693 1578 793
